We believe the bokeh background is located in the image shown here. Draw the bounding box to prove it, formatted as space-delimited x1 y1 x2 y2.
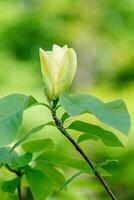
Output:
0 0 134 199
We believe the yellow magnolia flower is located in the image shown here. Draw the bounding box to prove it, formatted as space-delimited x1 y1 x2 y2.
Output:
39 44 77 100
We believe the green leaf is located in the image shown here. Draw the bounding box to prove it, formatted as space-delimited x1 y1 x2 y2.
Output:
58 170 112 194
25 166 53 200
68 121 123 147
11 121 54 152
60 93 102 116
0 148 31 169
58 171 84 193
60 93 130 135
92 99 130 135
22 139 55 153
25 95 38 108
2 177 20 193
10 152 32 168
61 112 70 123
35 150 90 172
36 163 65 188
0 148 17 166
0 190 17 200
35 102 51 110
0 148 12 166
0 94 37 146
96 159 119 169
35 151 110 176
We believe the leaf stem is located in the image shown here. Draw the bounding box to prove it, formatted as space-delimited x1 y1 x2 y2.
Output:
17 178 22 200
51 106 117 200
5 164 23 200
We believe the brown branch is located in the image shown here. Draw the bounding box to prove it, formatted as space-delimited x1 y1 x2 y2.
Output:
51 108 117 200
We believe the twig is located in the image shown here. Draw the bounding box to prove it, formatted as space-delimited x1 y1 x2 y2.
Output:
51 107 117 200
5 164 23 200
17 179 22 200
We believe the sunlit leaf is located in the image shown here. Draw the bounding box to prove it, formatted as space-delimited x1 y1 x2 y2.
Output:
58 171 84 193
36 163 65 188
11 121 54 152
25 166 53 200
68 121 123 147
22 139 55 153
10 152 32 168
60 93 102 116
35 150 110 176
60 93 130 135
35 150 90 172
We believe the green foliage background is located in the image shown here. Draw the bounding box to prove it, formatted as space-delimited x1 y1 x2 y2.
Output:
0 0 134 199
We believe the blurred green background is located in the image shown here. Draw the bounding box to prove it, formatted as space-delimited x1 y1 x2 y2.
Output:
0 0 134 199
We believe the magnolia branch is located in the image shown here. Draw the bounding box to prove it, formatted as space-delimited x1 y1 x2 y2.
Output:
5 164 23 200
51 106 117 200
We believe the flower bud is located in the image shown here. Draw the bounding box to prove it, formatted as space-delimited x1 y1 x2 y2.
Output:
39 44 77 100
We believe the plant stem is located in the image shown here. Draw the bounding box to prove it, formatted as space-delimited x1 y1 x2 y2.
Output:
5 164 23 200
51 108 117 200
17 179 22 200
5 164 21 176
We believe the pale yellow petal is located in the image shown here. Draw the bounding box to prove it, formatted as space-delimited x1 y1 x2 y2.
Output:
39 45 77 100
54 48 77 96
68 48 77 82
39 48 49 77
